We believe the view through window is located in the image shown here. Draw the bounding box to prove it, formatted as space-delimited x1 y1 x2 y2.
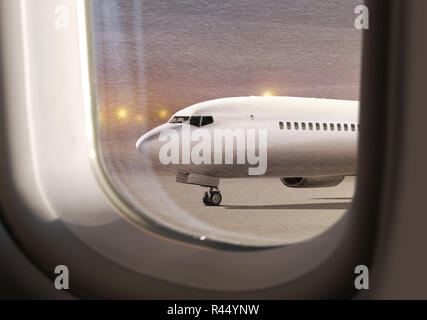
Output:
91 0 363 246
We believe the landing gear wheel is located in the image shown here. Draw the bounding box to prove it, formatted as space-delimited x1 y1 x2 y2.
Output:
209 191 222 206
203 192 210 205
202 189 222 206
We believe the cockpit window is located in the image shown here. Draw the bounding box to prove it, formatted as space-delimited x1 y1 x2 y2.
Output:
169 116 189 123
201 116 214 126
169 116 212 127
190 116 201 127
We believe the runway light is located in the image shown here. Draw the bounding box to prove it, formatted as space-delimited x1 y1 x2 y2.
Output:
158 109 169 119
115 107 129 120
135 114 144 123
262 91 274 97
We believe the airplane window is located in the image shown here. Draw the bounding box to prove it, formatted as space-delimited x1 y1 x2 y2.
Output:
169 116 190 123
91 0 361 247
189 116 202 127
337 124 342 131
330 123 335 131
201 116 214 126
344 124 349 131
351 124 356 131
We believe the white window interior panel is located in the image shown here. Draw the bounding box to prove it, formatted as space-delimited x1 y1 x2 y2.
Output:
0 0 372 298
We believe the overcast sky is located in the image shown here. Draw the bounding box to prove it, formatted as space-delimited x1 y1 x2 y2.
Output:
92 0 362 132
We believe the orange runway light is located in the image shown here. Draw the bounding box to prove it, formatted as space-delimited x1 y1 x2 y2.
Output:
262 91 274 97
135 114 144 123
158 109 169 119
115 107 129 120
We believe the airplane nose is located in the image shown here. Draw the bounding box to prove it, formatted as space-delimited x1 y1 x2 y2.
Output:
136 129 160 159
136 124 172 160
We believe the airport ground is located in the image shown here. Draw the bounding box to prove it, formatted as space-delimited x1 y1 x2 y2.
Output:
109 165 355 247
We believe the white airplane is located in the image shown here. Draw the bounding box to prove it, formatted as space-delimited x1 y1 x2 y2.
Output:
136 96 359 206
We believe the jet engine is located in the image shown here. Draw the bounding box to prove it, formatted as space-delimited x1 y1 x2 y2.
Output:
280 176 345 188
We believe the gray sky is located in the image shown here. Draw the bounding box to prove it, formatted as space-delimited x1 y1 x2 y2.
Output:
92 0 362 132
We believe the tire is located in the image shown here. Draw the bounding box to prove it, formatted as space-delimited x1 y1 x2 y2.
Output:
203 192 210 206
209 191 222 206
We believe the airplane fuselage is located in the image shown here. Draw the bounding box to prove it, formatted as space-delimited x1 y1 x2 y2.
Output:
137 96 359 179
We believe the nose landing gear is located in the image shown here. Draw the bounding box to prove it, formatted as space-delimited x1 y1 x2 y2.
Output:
203 187 222 206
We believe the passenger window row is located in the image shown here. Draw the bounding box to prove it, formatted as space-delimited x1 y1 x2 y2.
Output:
279 121 359 132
